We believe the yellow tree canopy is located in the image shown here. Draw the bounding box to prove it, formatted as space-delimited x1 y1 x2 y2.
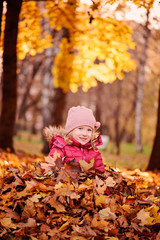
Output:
2 0 156 92
0 2 52 59
18 2 52 60
46 0 136 92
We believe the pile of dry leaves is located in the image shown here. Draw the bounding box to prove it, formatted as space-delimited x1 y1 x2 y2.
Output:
0 150 160 240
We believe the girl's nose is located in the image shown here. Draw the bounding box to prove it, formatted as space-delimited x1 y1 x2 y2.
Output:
82 130 87 135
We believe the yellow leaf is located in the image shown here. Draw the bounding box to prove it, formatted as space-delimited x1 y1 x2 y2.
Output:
77 183 91 192
30 236 38 240
122 204 133 213
155 214 160 224
70 236 87 240
105 237 119 240
91 216 109 232
79 159 94 171
104 237 119 240
95 195 106 207
58 221 70 231
137 208 154 226
83 178 93 186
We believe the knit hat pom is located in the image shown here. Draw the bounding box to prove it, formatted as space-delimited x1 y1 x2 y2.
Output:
65 106 101 134
95 121 101 129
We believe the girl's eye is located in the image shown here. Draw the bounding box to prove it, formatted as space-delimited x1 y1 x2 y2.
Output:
78 127 82 130
87 128 92 132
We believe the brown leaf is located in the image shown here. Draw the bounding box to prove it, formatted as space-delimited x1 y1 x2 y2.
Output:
0 206 20 221
18 217 37 228
91 216 110 232
40 224 51 232
72 225 97 237
44 196 66 213
94 175 106 194
41 152 62 173
81 191 94 210
105 176 116 187
56 160 81 183
99 207 117 221
56 168 71 183
21 199 36 220
0 229 7 238
29 193 42 202
70 236 88 240
1 217 17 229
118 215 129 228
156 231 160 240
36 205 46 221
131 222 151 233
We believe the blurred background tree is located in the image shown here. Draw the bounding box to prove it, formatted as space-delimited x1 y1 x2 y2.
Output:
0 0 22 151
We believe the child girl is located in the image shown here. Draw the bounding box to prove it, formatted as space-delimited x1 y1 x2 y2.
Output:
42 106 105 172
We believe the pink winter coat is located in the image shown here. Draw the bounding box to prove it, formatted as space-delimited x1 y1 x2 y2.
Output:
43 126 105 172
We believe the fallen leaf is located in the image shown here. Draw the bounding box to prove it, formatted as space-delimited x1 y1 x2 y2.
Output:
29 193 42 202
72 225 97 237
95 195 106 207
79 159 94 172
21 199 36 220
136 208 154 226
99 207 117 221
94 175 106 194
118 215 129 228
18 217 37 228
105 176 116 187
1 217 17 229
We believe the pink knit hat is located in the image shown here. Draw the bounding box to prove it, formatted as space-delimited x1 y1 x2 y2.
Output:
65 106 100 134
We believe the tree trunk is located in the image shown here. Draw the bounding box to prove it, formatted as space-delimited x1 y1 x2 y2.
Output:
0 0 22 151
146 81 160 171
17 55 43 120
0 0 4 112
95 81 103 133
51 88 66 126
0 0 4 37
41 27 68 154
135 9 150 152
114 80 122 155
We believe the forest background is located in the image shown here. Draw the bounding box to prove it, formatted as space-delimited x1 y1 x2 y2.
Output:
0 0 160 171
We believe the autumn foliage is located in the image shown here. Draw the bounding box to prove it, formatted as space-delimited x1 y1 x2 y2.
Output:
0 149 160 240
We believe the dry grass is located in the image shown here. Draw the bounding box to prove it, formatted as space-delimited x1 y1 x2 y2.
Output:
101 152 149 171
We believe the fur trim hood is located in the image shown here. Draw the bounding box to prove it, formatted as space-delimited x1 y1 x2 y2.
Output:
43 126 66 142
43 125 101 143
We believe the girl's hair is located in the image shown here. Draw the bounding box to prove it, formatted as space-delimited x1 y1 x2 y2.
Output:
64 128 100 150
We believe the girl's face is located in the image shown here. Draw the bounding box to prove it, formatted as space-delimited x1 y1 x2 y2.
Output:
71 125 93 145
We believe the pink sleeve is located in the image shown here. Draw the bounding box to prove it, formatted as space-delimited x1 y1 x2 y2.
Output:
93 151 105 172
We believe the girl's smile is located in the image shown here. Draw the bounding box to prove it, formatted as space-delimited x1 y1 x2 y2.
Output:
71 126 93 145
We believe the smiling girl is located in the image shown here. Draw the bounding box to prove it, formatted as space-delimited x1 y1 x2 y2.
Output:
42 106 105 172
